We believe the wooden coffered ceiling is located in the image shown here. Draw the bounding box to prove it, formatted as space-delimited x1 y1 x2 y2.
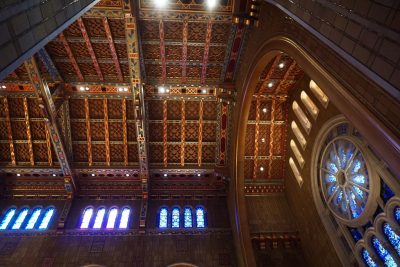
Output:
0 0 247 199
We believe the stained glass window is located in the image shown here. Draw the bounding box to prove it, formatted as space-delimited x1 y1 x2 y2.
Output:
381 180 395 203
38 208 54 229
184 208 192 228
159 208 168 228
106 208 118 229
196 208 205 228
11 208 29 229
349 227 362 242
362 248 378 267
171 208 180 228
25 208 41 230
320 138 369 220
383 223 400 257
371 236 397 267
119 208 130 229
80 208 93 229
93 208 106 229
0 208 16 230
395 207 400 224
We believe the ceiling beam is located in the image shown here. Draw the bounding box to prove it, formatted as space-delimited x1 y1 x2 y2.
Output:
84 98 93 167
253 97 260 179
37 48 63 82
268 97 276 179
104 98 110 166
181 20 188 83
24 57 76 197
180 100 186 166
198 100 203 167
163 100 168 167
45 126 53 166
22 97 35 166
201 20 213 84
159 20 167 83
122 99 128 166
256 54 282 96
77 18 104 81
124 0 149 228
59 33 84 82
218 102 228 165
103 17 124 82
2 97 16 165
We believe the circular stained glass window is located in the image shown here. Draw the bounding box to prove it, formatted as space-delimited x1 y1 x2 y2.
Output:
320 137 370 221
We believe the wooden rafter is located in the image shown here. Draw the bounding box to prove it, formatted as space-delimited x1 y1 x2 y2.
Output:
124 0 148 228
84 98 92 166
37 48 63 82
159 20 167 83
24 57 76 196
2 97 16 165
268 97 276 178
59 33 84 81
103 17 123 82
45 126 53 166
180 100 185 166
201 20 213 84
122 98 128 166
22 97 34 166
77 18 104 81
163 100 168 167
104 98 110 166
253 98 260 179
198 100 203 166
181 20 188 83
256 54 282 96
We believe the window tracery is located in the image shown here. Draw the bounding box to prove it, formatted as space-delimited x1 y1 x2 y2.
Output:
196 208 205 228
80 207 131 230
383 223 400 257
184 207 192 228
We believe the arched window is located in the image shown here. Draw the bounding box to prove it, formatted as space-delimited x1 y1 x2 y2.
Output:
184 208 192 228
309 80 329 108
291 121 306 149
159 208 168 228
93 208 106 229
196 208 205 228
38 208 54 229
371 236 397 267
383 223 400 256
11 208 29 229
292 101 311 133
289 157 303 187
0 208 16 230
171 208 180 228
395 207 400 223
290 139 304 168
362 248 377 267
119 208 130 229
80 208 93 229
25 208 42 230
106 208 118 229
300 91 319 119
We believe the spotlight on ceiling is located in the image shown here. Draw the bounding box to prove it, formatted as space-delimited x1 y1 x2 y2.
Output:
197 173 201 177
268 82 274 88
158 86 166 93
163 173 168 177
278 63 285 69
52 174 56 177
261 138 265 143
260 166 264 172
125 173 130 177
262 108 267 113
91 173 95 177
1 85 6 89
123 87 128 92
85 87 89 91
154 0 168 8
206 0 218 9
118 87 123 92
79 86 85 91
202 89 207 94
17 173 21 177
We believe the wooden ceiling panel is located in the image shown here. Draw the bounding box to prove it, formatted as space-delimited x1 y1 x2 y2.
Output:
208 46 226 62
8 98 24 117
0 144 11 161
15 143 30 162
73 144 88 162
99 63 117 78
96 0 122 8
187 45 204 61
145 63 162 78
185 144 198 163
30 121 46 140
211 23 231 43
272 124 285 156
148 100 163 120
78 62 97 76
202 123 217 142
167 100 181 120
69 99 86 118
164 21 182 41
248 101 257 120
0 121 7 139
270 159 284 180
71 122 87 141
27 98 43 118
69 42 91 58
46 41 68 57
149 144 163 163
109 122 123 141
167 123 181 142
110 144 124 162
186 66 201 79
33 143 49 162
185 101 199 120
108 19 125 38
89 99 105 119
244 160 254 179
126 100 136 120
64 21 81 37
165 45 181 61
203 101 217 120
128 144 138 162
90 122 105 141
245 124 255 156
206 66 222 79
115 43 128 59
185 123 198 142
127 122 136 141
166 65 182 79
108 100 122 119
54 62 76 77
201 145 215 163
92 144 106 162
143 44 160 60
0 100 6 117
11 121 27 140
148 122 163 141
91 43 112 58
141 21 159 40
274 101 288 121
167 144 180 163
85 18 107 38
258 124 270 156
187 22 206 42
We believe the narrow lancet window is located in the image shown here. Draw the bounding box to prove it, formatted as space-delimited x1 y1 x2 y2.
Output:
106 208 118 229
171 208 180 228
25 208 42 230
93 208 106 229
119 208 130 229
383 223 400 257
0 208 16 230
80 208 93 229
12 208 29 230
362 248 377 267
38 208 54 229
196 208 205 228
371 236 397 267
184 208 192 228
159 208 168 228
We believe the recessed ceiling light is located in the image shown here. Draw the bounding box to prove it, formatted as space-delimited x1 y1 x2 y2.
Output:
262 108 267 113
79 86 85 91
206 0 218 9
118 87 123 92
154 0 168 8
123 88 128 92
1 85 6 89
268 82 273 88
260 167 264 172
166 88 170 93
163 173 168 177
197 173 201 177
125 173 130 176
261 138 265 143
52 174 56 177
279 63 285 69
91 173 95 177
17 173 21 177
202 89 207 94
85 87 89 91
158 86 165 93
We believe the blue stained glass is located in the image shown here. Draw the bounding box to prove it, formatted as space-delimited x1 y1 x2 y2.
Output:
325 173 336 183
362 249 378 267
80 208 93 229
352 186 364 199
351 160 361 174
338 144 347 169
171 208 180 228
352 174 366 184
38 208 54 229
119 208 130 229
93 208 106 229
159 208 168 228
381 181 395 203
383 223 400 257
349 191 360 218
328 184 337 196
184 208 192 228
395 207 400 224
372 236 398 267
328 162 338 174
0 208 16 230
25 208 41 229
336 189 343 203
349 227 362 242
12 208 29 229
196 208 205 228
106 208 118 229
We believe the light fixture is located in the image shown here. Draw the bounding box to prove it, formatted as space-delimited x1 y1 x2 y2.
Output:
158 86 166 93
260 167 264 172
85 87 89 91
17 173 21 177
118 87 123 92
268 82 273 88
163 173 168 177
79 86 85 91
261 138 265 143
91 173 95 177
197 173 201 177
123 88 128 92
279 63 285 69
166 88 170 93
125 173 130 177
262 108 267 113
206 0 218 9
154 0 168 8
202 89 207 94
1 85 6 89
52 174 56 177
